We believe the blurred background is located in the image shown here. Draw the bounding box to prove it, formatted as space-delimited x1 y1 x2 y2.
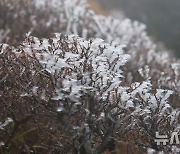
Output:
89 0 180 58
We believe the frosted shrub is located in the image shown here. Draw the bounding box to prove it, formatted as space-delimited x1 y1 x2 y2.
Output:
0 34 179 153
0 0 179 98
0 0 179 153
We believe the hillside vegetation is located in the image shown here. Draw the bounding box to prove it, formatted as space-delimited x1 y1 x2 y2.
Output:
0 0 179 153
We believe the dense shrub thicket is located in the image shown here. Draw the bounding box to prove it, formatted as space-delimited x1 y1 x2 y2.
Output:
0 0 179 153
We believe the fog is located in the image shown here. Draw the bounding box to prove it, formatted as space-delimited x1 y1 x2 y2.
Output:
97 0 180 57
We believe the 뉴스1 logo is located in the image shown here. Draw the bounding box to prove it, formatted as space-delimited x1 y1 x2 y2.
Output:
154 132 180 145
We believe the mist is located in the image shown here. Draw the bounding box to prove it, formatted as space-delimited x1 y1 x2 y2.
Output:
97 0 180 57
